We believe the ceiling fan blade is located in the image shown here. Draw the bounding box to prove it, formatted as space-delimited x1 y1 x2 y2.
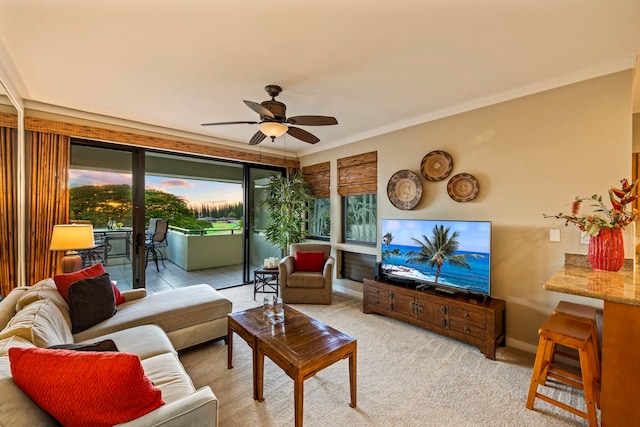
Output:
243 100 275 119
201 121 258 126
286 115 338 126
249 131 267 146
287 126 320 144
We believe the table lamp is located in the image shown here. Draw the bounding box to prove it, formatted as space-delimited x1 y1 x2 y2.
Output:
49 224 96 273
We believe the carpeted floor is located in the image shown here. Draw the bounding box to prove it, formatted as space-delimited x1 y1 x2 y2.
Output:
179 285 593 426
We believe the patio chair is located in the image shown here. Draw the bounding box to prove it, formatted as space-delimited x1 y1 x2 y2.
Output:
145 219 169 272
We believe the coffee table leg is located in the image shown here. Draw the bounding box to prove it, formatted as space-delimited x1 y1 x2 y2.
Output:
294 375 304 427
227 326 233 369
256 345 264 402
349 347 357 408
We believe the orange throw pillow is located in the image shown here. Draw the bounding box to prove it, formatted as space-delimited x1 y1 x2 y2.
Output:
9 347 164 427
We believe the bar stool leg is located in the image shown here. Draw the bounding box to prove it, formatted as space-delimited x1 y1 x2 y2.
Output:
526 335 550 409
578 345 598 426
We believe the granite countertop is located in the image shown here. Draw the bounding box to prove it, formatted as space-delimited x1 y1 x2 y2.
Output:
544 263 640 307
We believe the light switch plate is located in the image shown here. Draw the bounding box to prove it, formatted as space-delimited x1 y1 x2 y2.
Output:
549 229 560 242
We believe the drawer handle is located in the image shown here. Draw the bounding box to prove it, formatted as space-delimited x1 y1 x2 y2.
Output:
464 313 470 319
463 326 470 333
441 306 447 314
441 318 447 327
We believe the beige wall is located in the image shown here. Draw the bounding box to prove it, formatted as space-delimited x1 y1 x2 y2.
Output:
634 113 640 152
301 70 634 352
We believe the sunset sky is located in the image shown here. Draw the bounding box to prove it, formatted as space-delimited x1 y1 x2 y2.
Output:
69 170 243 207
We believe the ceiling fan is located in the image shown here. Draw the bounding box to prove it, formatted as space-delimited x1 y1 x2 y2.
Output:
201 85 338 145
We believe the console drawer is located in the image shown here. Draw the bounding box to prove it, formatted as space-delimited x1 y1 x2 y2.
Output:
365 289 389 310
449 306 486 328
449 319 485 339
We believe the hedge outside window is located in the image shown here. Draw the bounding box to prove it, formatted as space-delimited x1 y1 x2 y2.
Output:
343 194 376 245
308 198 330 240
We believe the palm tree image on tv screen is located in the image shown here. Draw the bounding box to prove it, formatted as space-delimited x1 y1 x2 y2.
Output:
381 219 491 295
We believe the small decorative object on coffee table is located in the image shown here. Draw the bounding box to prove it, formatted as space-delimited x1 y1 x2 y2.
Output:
254 266 279 300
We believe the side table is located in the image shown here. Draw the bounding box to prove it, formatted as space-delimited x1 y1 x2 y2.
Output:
254 267 279 300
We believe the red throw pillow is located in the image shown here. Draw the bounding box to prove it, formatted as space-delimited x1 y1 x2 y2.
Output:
53 263 125 305
9 347 164 427
111 281 126 305
54 263 106 301
295 251 325 272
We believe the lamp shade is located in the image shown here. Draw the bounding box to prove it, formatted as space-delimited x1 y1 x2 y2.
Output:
259 122 288 138
49 224 95 251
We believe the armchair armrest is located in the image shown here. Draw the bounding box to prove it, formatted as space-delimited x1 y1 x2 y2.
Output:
279 256 295 286
323 256 335 283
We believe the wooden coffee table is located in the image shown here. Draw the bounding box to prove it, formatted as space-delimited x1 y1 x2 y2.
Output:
227 304 307 399
228 305 357 427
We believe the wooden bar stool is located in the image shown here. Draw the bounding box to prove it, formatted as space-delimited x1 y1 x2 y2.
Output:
552 301 600 381
526 313 600 426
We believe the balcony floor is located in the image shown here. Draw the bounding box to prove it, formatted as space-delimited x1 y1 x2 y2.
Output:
105 259 258 294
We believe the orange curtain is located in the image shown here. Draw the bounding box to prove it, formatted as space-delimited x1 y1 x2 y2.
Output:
26 132 70 284
0 126 17 297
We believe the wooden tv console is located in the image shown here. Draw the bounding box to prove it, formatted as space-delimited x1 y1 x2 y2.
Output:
363 278 506 360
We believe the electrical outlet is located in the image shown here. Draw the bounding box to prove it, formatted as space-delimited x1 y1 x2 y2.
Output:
580 231 590 245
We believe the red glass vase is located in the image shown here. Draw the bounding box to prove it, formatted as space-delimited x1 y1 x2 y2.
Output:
588 227 625 271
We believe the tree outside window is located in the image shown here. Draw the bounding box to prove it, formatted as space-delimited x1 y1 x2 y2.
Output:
343 194 376 245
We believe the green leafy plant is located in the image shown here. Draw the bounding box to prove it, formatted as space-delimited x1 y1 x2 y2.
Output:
544 178 639 236
262 170 313 255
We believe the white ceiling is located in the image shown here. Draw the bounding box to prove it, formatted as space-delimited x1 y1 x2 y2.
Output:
0 1 639 156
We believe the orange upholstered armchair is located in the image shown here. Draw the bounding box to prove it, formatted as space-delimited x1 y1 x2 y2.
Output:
279 243 334 304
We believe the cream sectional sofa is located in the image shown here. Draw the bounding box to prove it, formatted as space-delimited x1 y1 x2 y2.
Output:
0 279 232 427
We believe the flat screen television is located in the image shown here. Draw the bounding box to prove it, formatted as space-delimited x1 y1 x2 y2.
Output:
381 219 491 296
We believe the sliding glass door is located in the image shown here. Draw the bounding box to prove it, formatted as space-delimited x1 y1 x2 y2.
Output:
69 142 142 289
244 166 283 283
70 139 284 290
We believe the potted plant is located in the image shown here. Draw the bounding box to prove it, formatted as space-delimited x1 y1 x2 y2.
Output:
263 169 313 256
544 178 638 271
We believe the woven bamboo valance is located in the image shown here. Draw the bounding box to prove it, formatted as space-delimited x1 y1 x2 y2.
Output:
302 161 330 198
337 151 377 197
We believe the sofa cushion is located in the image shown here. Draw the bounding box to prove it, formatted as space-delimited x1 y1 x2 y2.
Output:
140 352 196 404
77 324 176 360
0 335 35 357
15 278 72 328
295 251 325 272
9 347 164 427
68 273 116 333
0 299 73 347
72 285 232 345
0 357 58 427
287 271 326 288
54 263 106 301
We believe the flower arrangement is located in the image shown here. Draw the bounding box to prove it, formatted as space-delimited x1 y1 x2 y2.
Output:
544 178 639 236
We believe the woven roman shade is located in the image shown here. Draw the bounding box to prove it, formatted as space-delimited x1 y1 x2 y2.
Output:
337 151 377 197
302 162 330 198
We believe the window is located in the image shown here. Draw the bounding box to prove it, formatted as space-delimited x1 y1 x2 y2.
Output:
343 194 377 245
308 198 330 240
337 151 377 246
302 162 331 240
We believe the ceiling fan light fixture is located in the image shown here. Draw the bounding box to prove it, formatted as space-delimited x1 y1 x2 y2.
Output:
259 122 288 139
